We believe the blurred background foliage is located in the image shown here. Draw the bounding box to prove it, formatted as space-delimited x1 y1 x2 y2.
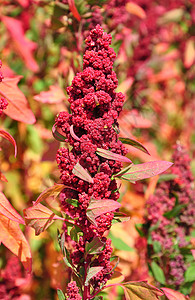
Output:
0 0 194 299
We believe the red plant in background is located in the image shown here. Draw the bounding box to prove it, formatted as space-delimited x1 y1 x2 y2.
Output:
146 144 195 294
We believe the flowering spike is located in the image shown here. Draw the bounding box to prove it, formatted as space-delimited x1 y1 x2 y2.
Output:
55 25 128 297
54 25 171 298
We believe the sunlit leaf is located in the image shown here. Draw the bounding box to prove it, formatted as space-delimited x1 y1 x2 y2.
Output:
23 203 59 235
96 148 132 163
106 271 125 285
0 129 17 157
114 161 173 182
73 162 94 183
0 76 36 124
34 184 65 205
121 281 163 300
0 192 24 224
86 198 121 226
0 214 32 272
126 2 146 19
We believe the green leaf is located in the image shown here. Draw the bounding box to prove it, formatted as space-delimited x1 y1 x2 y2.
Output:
27 125 43 154
85 266 104 286
163 204 186 219
70 226 83 243
112 212 130 224
112 164 133 178
109 256 119 274
109 232 134 252
184 263 195 282
122 281 163 300
57 289 65 300
119 137 150 155
151 261 166 284
85 236 105 255
135 223 144 237
66 198 79 207
111 39 123 55
152 241 162 253
157 174 178 183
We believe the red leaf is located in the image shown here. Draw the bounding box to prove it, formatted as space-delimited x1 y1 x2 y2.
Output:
0 129 17 157
126 2 146 19
0 192 25 224
87 198 121 226
34 184 65 205
0 76 36 124
68 0 81 21
70 125 81 141
0 214 32 272
34 85 66 104
23 203 58 235
115 161 173 182
73 162 94 183
121 281 163 300
161 288 187 300
119 137 150 155
2 16 39 72
96 148 132 163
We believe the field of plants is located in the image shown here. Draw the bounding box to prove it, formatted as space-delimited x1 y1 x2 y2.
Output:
0 0 194 299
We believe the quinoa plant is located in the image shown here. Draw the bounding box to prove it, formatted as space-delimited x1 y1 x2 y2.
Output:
52 25 172 299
